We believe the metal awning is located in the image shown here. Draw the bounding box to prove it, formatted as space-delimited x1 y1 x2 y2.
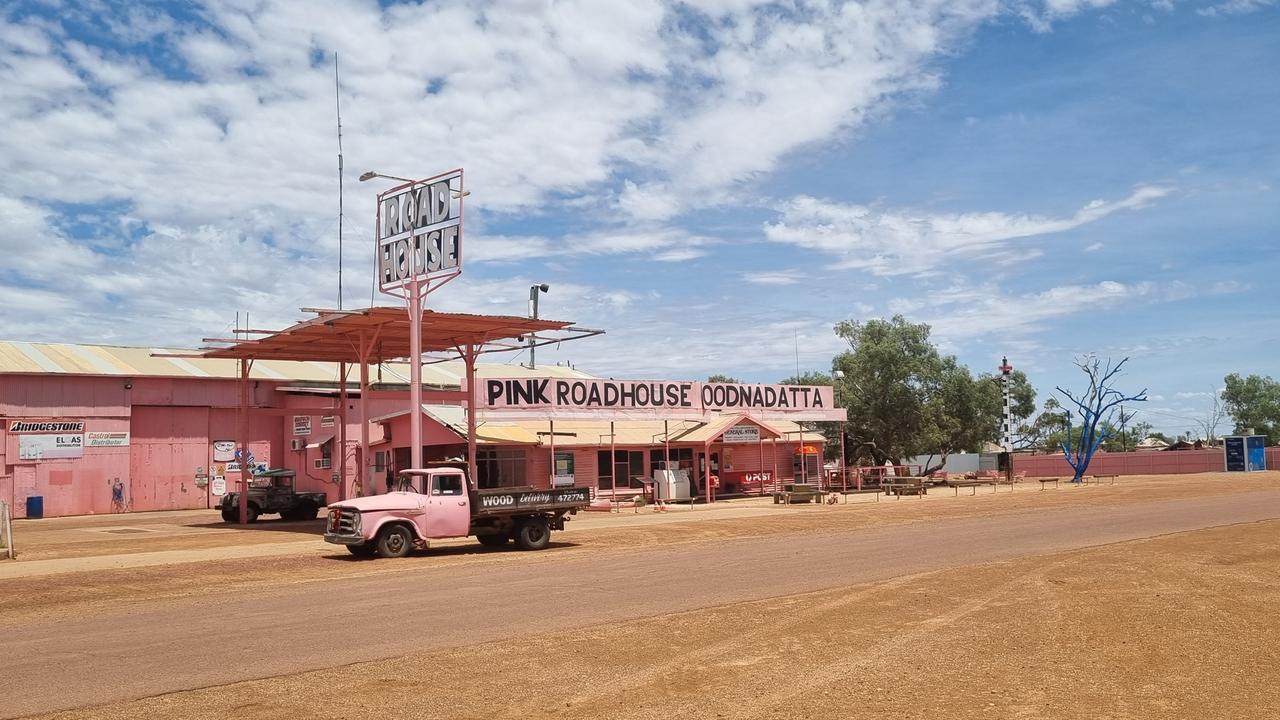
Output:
186 306 602 364
305 434 334 449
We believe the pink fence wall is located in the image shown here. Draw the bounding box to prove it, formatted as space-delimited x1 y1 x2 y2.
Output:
1013 447 1279 477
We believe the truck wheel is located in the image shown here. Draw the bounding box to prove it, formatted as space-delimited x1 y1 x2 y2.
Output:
376 525 414 558
220 507 237 523
298 503 319 520
346 544 377 558
245 505 260 523
476 533 509 547
514 518 550 551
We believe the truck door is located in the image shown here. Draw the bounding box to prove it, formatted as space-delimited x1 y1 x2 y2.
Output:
423 473 470 538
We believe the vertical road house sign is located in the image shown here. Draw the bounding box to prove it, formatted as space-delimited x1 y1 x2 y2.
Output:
376 168 464 293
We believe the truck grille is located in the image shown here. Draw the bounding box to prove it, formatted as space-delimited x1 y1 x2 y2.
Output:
327 508 360 536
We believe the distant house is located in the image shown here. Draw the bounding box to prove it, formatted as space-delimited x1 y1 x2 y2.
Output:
1162 439 1204 451
1135 436 1170 451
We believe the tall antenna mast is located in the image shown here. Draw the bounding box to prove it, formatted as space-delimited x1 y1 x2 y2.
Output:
335 52 344 310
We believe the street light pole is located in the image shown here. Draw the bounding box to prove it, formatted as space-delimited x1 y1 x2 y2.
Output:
527 283 549 368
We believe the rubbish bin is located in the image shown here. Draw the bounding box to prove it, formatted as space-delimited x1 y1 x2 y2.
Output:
26 495 43 519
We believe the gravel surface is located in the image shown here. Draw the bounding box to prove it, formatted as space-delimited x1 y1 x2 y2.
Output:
2 478 1277 719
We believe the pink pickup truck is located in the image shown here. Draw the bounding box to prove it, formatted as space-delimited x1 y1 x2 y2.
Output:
323 468 591 558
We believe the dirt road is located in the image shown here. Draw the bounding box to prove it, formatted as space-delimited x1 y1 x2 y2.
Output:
4 488 1277 718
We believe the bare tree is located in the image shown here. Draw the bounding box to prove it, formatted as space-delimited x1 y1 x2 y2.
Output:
1195 389 1226 442
1056 355 1148 483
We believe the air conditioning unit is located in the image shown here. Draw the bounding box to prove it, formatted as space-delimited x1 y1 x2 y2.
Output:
314 457 332 470
290 439 305 451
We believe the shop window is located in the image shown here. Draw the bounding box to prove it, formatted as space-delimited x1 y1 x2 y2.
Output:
649 447 692 476
476 448 526 489
598 450 646 489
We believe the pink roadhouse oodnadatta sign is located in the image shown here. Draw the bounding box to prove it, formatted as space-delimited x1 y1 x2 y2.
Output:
477 378 844 421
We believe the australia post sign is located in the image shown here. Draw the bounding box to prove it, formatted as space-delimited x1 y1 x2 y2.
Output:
376 168 464 292
479 378 844 422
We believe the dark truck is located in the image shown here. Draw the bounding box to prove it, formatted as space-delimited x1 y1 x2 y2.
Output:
219 469 327 523
323 468 591 557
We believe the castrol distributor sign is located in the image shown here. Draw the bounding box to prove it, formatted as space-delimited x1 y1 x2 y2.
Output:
376 168 464 293
478 378 844 421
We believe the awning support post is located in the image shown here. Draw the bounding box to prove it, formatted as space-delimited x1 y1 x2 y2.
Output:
338 361 348 502
237 357 250 524
358 333 370 497
465 343 478 489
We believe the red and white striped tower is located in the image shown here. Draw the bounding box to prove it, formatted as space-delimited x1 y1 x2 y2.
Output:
999 356 1014 452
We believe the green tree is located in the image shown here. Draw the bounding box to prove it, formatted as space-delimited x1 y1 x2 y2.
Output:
705 373 740 384
780 371 832 386
829 315 1033 469
1222 373 1280 443
831 316 940 465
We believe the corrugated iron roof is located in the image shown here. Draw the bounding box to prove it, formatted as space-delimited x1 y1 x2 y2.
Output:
370 406 825 447
0 340 593 385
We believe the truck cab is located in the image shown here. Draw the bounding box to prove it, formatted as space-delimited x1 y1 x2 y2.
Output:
324 468 589 558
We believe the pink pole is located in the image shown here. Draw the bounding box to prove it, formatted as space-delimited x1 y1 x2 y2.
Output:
408 281 423 472
359 337 370 497
548 420 555 490
237 357 250 524
465 344 478 490
338 362 348 501
610 421 617 508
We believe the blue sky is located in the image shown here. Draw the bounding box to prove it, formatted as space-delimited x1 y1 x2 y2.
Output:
1 0 1276 436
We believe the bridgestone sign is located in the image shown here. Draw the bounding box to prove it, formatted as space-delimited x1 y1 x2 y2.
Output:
478 378 844 422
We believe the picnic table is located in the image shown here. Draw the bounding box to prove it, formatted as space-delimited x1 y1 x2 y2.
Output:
883 477 927 499
774 483 823 504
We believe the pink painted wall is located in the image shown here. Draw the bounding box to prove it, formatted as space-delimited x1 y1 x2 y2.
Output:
1012 447 1279 477
2 374 288 518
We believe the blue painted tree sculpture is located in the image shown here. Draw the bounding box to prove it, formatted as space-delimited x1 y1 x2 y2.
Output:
1056 355 1147 482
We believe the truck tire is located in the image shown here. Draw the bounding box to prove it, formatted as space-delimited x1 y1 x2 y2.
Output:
297 503 319 520
476 533 509 547
220 507 237 523
376 525 414 558
346 544 377 558
244 504 260 523
514 518 551 551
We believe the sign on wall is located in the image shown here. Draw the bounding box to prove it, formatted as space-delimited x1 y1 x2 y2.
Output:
212 441 236 462
479 379 842 421
376 168 464 293
321 415 336 428
293 416 313 436
722 425 761 443
9 419 85 461
86 432 129 447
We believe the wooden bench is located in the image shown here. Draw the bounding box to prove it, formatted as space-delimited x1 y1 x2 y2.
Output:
774 484 822 504
945 479 987 496
1038 477 1060 490
884 478 927 499
1090 474 1118 485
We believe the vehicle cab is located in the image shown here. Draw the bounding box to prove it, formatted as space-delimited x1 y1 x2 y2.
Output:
324 468 471 557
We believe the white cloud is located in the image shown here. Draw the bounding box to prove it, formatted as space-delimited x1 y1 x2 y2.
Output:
1084 241 1104 252
742 271 803 286
1198 0 1276 16
762 185 1172 276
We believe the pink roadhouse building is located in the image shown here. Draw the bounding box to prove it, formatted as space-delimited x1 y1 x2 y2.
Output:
0 341 825 519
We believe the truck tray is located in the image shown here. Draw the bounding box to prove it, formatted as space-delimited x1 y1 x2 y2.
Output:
474 486 592 515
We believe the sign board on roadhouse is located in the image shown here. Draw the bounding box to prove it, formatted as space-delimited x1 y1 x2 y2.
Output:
478 378 844 421
376 168 464 292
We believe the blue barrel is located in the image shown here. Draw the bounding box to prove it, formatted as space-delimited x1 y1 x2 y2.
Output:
26 495 43 519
